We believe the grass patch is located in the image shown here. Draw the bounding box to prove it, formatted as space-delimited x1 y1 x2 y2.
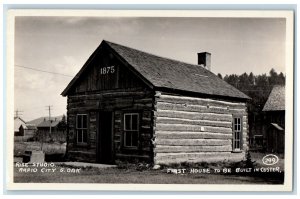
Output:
13 151 284 184
14 161 284 184
14 142 66 156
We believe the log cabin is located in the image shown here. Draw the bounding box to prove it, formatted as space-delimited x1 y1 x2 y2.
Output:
61 40 250 165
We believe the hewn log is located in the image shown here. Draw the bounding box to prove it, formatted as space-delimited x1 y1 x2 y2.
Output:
69 90 151 99
68 104 153 112
155 131 232 139
139 133 152 139
68 107 98 112
68 96 153 106
155 138 231 146
155 151 244 158
140 146 152 152
142 117 151 121
141 119 151 127
156 117 232 128
158 94 246 108
115 153 151 159
69 100 153 108
156 124 232 133
156 110 232 122
156 102 247 115
154 145 232 153
154 151 245 164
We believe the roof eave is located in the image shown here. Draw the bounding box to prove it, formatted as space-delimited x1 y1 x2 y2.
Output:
155 86 251 102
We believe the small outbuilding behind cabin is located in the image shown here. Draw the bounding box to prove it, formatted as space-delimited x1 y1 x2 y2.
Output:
262 85 285 153
14 117 37 142
61 40 250 165
36 119 67 143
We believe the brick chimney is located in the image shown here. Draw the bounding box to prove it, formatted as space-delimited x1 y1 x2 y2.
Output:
198 52 211 71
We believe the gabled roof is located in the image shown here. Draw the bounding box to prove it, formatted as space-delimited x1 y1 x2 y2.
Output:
62 40 250 100
37 120 60 128
14 117 26 132
263 85 285 111
26 124 37 130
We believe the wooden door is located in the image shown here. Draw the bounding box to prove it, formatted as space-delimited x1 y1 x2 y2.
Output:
97 111 114 164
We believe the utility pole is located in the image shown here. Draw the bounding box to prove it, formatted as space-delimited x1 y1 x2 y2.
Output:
46 105 53 135
15 109 23 118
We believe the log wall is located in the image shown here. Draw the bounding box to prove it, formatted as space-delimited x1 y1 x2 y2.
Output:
153 92 249 165
66 88 154 163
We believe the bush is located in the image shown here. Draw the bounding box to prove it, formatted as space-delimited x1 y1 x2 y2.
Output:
244 150 256 169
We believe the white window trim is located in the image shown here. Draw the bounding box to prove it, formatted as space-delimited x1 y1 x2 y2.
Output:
232 116 243 151
76 114 88 144
123 113 139 148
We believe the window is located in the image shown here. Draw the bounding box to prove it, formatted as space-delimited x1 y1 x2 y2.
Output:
124 113 139 147
76 114 88 143
233 116 242 151
254 135 263 147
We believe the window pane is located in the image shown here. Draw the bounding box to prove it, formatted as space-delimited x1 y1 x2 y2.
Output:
132 132 138 146
83 130 87 143
77 130 82 143
125 115 131 130
132 114 138 130
235 132 239 139
125 131 131 146
77 115 82 128
82 115 87 128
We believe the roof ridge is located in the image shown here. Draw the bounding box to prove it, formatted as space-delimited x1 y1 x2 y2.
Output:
104 40 203 69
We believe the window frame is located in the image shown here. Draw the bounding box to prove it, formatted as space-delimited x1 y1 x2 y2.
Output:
76 114 88 144
123 113 139 148
232 115 243 152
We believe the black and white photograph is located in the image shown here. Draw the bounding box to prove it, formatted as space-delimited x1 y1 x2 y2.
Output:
6 10 294 191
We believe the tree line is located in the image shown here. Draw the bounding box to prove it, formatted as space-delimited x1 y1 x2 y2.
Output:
218 68 285 111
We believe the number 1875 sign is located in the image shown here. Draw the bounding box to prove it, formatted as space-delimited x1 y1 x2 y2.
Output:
100 66 115 75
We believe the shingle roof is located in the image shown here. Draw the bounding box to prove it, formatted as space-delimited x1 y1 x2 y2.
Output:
62 40 250 100
37 120 60 128
26 124 37 130
262 85 285 111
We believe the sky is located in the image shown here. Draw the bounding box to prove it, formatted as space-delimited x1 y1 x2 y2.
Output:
14 16 286 121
